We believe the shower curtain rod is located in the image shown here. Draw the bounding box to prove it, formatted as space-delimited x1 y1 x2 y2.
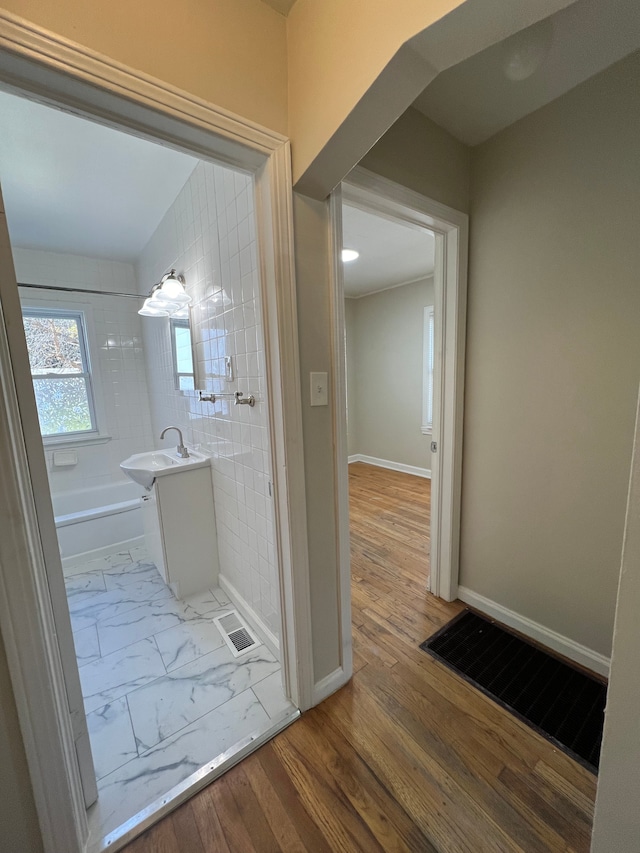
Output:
17 282 145 300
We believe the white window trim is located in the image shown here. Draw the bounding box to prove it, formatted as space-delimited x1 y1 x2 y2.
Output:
20 295 111 446
421 304 434 435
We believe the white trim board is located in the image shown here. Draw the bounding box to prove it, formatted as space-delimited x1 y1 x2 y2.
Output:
312 666 349 706
327 188 353 694
348 454 431 480
457 586 610 678
218 574 279 660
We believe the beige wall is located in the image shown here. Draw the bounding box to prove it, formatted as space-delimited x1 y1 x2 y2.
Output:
287 0 575 194
591 391 640 852
361 108 471 214
286 0 467 183
346 278 435 470
461 51 640 658
0 632 43 853
1 0 288 134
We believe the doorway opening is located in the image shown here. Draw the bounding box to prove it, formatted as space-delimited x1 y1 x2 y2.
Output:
329 168 468 676
342 200 435 603
0 86 299 851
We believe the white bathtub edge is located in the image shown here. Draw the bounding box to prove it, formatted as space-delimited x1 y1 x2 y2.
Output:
62 536 145 572
55 498 141 529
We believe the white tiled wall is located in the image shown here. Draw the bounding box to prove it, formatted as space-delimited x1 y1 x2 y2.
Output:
137 161 280 641
13 247 155 496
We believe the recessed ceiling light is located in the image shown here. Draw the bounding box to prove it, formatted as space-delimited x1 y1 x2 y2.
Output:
342 249 359 263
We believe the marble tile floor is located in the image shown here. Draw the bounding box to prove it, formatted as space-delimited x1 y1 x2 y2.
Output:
65 546 295 839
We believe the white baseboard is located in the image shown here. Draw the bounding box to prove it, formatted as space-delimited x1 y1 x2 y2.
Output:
348 453 431 479
312 665 349 705
218 574 280 659
457 586 610 677
61 536 144 572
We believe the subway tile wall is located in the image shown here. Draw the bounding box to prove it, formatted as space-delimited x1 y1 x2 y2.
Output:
136 161 280 642
12 248 155 496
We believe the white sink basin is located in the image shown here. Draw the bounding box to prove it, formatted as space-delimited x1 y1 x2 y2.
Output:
120 449 210 490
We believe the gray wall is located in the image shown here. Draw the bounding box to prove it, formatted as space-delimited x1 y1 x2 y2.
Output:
360 107 471 214
293 192 341 682
461 51 640 658
291 105 471 682
345 277 434 470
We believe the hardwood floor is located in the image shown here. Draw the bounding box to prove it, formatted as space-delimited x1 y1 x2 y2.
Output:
124 462 596 852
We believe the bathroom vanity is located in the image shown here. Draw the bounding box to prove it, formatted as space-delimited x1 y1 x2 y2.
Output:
120 449 219 598
141 465 219 598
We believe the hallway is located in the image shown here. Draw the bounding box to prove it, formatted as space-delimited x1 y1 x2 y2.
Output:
123 463 596 852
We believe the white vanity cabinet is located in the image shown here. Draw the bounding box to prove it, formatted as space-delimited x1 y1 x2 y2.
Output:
141 466 219 598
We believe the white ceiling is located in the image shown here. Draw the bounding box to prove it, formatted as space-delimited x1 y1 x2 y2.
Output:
0 90 199 262
342 204 434 298
413 0 640 146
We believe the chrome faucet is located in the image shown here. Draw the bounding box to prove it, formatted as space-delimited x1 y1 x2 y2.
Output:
160 426 189 458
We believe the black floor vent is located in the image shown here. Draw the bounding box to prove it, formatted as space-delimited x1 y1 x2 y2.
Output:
420 610 607 772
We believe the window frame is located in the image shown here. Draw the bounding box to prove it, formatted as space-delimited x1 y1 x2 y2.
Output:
422 304 434 435
21 298 109 447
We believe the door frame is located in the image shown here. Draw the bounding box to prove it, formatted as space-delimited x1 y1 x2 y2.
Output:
0 10 312 853
331 167 468 602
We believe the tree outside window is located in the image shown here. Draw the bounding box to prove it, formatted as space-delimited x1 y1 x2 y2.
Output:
22 309 97 438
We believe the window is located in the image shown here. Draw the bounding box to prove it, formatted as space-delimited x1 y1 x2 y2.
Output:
22 308 98 439
170 318 195 390
422 305 434 434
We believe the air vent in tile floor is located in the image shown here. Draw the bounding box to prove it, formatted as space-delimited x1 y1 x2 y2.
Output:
214 610 262 657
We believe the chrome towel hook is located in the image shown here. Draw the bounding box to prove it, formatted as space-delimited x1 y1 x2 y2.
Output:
199 390 255 407
234 391 255 407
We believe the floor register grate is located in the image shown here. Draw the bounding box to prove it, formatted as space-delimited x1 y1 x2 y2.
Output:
420 610 607 772
214 609 262 657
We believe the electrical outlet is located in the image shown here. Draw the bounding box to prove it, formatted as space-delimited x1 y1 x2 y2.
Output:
310 372 328 406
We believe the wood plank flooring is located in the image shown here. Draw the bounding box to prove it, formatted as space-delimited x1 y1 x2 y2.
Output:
123 462 596 852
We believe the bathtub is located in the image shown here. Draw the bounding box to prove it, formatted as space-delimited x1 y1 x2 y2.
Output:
53 480 144 564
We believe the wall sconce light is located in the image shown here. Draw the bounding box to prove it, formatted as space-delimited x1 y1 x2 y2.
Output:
138 270 191 317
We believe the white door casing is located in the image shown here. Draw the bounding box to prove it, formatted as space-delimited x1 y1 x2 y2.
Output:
0 10 312 853
0 183 90 853
334 167 468 602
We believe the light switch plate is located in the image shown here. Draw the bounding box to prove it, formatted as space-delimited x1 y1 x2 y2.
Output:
310 371 328 406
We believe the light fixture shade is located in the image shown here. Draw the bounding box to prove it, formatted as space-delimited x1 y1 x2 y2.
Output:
138 270 191 318
156 270 191 305
138 298 170 317
154 289 191 307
